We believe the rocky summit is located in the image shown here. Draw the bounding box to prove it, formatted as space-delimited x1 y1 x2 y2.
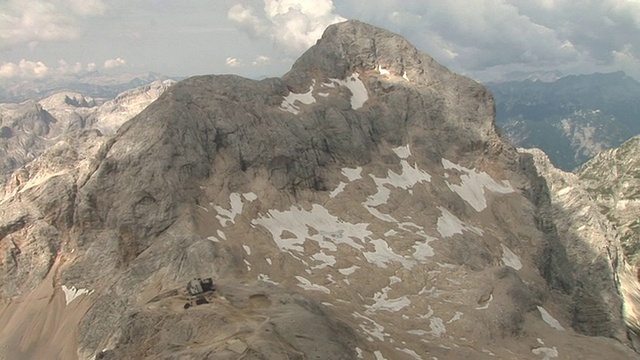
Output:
0 20 638 359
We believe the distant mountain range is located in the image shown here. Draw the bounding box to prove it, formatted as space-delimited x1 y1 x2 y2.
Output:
0 71 179 103
487 71 640 171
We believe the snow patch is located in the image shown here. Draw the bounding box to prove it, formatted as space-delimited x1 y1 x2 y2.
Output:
61 285 93 305
339 265 360 276
295 276 330 294
330 167 363 198
342 166 363 181
396 348 423 360
242 245 251 255
329 182 347 198
384 229 398 237
447 312 463 323
365 284 411 313
377 65 391 76
257 274 278 285
532 347 558 359
312 251 336 269
412 235 437 261
501 244 522 270
252 204 369 255
429 317 446 337
243 192 258 202
442 159 515 211
217 230 227 240
374 351 387 360
363 239 415 268
327 73 368 109
537 306 565 330
353 312 390 341
363 160 431 222
392 145 412 159
436 207 483 238
280 82 316 115
213 193 244 227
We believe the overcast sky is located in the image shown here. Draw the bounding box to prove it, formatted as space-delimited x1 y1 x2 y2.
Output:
2 0 640 83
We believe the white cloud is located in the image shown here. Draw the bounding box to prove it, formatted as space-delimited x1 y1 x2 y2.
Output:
253 55 271 65
65 0 106 16
0 58 122 79
226 57 242 67
0 59 49 78
55 59 100 74
0 0 107 46
228 0 346 54
331 0 640 80
103 57 127 69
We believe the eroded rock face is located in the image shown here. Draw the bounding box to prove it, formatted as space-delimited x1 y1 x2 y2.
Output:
519 149 627 338
576 137 640 340
1 20 638 360
578 136 640 266
0 80 174 193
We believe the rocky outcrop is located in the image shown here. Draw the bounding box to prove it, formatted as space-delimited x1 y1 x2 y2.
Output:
519 148 627 339
576 136 640 342
578 136 640 265
0 80 173 193
1 20 638 360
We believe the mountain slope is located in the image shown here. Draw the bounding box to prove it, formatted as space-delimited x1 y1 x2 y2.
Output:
0 20 637 359
488 72 640 171
578 136 640 261
520 136 640 349
0 80 174 192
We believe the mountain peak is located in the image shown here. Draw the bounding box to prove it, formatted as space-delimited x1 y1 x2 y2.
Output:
284 20 447 89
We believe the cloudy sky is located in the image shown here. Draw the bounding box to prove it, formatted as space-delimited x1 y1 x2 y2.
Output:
2 0 640 83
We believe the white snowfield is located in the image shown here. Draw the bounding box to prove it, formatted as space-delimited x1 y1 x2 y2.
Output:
61 285 93 305
206 147 530 359
501 244 523 270
327 73 368 109
363 146 431 222
212 193 244 227
279 72 369 114
280 82 316 115
330 166 362 198
442 158 515 211
436 207 483 238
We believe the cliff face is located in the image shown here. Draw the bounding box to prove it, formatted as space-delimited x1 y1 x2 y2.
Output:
0 21 637 360
577 137 640 340
578 136 640 265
